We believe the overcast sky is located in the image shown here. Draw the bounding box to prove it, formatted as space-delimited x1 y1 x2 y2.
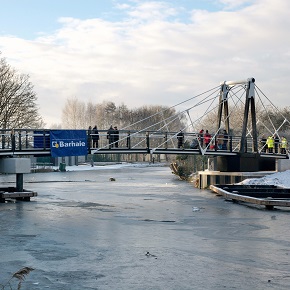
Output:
0 0 289 127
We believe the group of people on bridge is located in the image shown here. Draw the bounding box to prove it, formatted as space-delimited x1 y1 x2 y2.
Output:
177 129 229 150
88 125 119 149
260 135 288 154
106 125 119 148
177 129 288 154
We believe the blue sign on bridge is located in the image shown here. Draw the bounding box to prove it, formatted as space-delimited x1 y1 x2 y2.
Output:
50 130 88 157
33 130 50 148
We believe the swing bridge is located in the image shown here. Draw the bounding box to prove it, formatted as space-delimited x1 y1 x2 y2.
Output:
0 78 289 170
1 77 290 202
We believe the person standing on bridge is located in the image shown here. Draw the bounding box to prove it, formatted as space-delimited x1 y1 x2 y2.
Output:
92 125 99 148
217 130 223 149
222 129 228 150
209 140 216 150
281 136 288 154
107 125 114 149
198 129 204 148
113 126 119 148
266 135 274 153
204 130 211 148
177 130 184 148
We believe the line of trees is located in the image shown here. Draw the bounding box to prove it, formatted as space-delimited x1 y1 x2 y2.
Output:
61 97 187 132
0 54 43 129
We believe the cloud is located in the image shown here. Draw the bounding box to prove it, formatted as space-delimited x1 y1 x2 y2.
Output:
216 0 255 10
125 1 178 22
0 0 290 127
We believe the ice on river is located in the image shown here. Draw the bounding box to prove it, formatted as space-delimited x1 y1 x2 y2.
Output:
1 163 290 289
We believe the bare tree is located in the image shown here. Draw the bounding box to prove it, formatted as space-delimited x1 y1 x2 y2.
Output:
49 123 62 129
0 56 43 129
61 97 87 129
85 101 97 127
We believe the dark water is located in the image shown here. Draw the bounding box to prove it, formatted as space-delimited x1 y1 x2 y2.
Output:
1 164 290 289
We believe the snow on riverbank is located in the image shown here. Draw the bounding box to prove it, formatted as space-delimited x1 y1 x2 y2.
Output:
56 162 167 172
240 170 290 188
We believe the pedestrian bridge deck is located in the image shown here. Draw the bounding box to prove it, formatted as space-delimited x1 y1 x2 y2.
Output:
0 128 287 159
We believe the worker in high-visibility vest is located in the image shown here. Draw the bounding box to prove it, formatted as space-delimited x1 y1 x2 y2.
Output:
266 136 274 153
281 136 288 154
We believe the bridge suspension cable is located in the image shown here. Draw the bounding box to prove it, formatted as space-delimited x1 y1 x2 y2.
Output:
91 78 289 157
96 85 221 151
119 85 221 131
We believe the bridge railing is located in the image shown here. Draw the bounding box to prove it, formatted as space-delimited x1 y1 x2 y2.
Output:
0 129 286 156
0 128 260 153
93 130 245 153
0 129 51 153
92 130 176 150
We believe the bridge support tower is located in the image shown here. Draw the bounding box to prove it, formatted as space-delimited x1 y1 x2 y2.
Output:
209 154 276 172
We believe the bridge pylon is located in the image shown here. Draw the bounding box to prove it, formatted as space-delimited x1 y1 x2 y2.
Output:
217 81 230 135
214 78 278 172
218 77 257 154
239 77 257 153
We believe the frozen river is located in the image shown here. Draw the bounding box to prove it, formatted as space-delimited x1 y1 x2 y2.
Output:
1 163 290 289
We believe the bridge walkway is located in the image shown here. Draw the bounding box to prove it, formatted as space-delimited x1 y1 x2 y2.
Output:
0 129 287 159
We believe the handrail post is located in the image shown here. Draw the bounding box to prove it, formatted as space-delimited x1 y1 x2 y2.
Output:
2 132 5 149
127 131 131 149
43 130 46 150
229 135 232 152
25 130 29 148
18 130 22 151
11 129 15 152
146 131 150 152
164 132 168 149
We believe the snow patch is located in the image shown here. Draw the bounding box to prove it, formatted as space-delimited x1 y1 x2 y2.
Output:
239 170 290 188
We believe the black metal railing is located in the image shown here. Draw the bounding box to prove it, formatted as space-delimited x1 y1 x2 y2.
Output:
0 129 287 157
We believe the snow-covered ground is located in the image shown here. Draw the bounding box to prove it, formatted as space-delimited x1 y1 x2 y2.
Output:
53 162 165 172
240 170 290 187
61 162 145 171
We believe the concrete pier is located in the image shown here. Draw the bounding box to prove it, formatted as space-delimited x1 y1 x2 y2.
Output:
198 156 290 189
198 170 275 189
0 157 37 202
